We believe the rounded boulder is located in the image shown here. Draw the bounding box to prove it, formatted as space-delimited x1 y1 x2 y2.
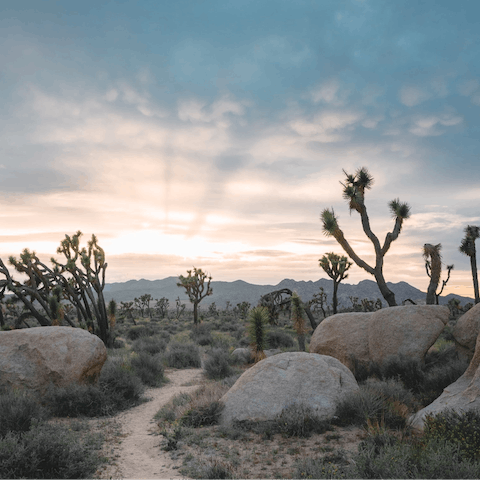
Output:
219 352 359 426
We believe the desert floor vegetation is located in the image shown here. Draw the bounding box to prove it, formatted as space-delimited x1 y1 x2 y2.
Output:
1 304 479 478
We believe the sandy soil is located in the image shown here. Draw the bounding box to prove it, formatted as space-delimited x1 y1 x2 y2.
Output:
94 367 204 480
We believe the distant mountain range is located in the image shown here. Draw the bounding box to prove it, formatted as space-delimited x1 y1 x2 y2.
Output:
103 277 474 309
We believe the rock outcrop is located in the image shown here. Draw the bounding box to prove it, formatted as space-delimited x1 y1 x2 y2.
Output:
0 326 107 394
309 305 449 369
410 331 480 431
452 302 480 360
220 352 359 426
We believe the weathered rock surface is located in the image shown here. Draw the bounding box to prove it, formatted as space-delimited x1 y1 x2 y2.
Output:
410 331 480 431
220 352 359 426
452 302 480 359
309 305 449 369
0 326 107 394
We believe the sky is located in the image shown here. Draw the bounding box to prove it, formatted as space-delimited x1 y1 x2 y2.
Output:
1 0 479 298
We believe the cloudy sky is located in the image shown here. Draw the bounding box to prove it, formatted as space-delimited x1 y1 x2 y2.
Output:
1 1 479 297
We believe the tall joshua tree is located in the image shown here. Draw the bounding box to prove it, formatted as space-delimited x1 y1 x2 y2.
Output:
321 167 411 307
460 225 480 304
319 252 352 314
177 267 213 324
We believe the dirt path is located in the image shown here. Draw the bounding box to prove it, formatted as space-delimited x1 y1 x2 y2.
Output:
95 368 204 480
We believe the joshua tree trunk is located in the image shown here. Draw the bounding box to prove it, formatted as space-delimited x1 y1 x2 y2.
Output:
471 254 479 304
193 302 199 324
374 269 397 307
332 281 339 314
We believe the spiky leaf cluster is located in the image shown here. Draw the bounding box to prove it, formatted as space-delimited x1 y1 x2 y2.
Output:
341 167 373 212
321 208 339 236
319 252 352 282
389 198 411 220
460 225 480 258
248 306 269 362
290 292 308 335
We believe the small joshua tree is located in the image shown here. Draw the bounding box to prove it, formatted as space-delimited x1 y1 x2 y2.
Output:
177 267 213 325
108 299 117 329
459 225 480 304
248 306 269 362
319 252 352 314
424 243 442 305
321 167 411 307
290 292 308 351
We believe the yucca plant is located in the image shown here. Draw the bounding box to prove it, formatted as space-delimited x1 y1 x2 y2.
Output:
460 225 480 304
248 306 269 362
318 252 352 314
290 292 309 351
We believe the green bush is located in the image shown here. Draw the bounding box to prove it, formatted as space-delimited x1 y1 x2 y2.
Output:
0 421 103 479
130 352 166 387
266 329 295 349
0 390 47 438
164 342 201 368
295 453 350 479
424 409 480 461
203 348 234 380
131 335 167 355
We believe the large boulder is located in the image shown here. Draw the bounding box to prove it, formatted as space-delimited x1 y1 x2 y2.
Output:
0 326 107 394
309 305 449 370
452 302 480 359
219 352 359 426
410 331 480 431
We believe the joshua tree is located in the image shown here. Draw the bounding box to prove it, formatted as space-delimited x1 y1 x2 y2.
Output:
155 297 169 318
459 225 480 304
290 292 309 351
0 231 111 345
177 267 213 324
319 252 352 314
321 167 411 307
424 243 442 305
248 306 269 362
120 301 136 324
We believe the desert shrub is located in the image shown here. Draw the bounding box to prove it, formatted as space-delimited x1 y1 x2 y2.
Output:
156 383 228 428
131 335 167 355
424 409 480 461
0 421 103 479
350 433 480 479
266 329 295 349
276 403 331 437
130 352 166 387
164 342 201 368
46 358 145 417
181 400 224 427
334 379 414 429
381 354 425 392
182 457 235 479
203 348 234 380
126 325 155 341
196 332 214 346
112 338 126 349
98 359 145 410
221 373 242 388
292 458 352 480
421 359 469 405
44 383 110 417
0 390 47 437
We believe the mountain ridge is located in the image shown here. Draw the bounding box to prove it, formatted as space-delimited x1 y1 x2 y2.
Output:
103 277 474 309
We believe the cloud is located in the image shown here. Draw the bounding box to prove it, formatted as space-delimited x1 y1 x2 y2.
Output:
178 95 246 123
289 110 364 142
311 79 351 106
408 112 462 136
399 86 432 107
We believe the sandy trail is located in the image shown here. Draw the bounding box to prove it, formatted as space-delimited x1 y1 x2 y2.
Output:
95 368 204 480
